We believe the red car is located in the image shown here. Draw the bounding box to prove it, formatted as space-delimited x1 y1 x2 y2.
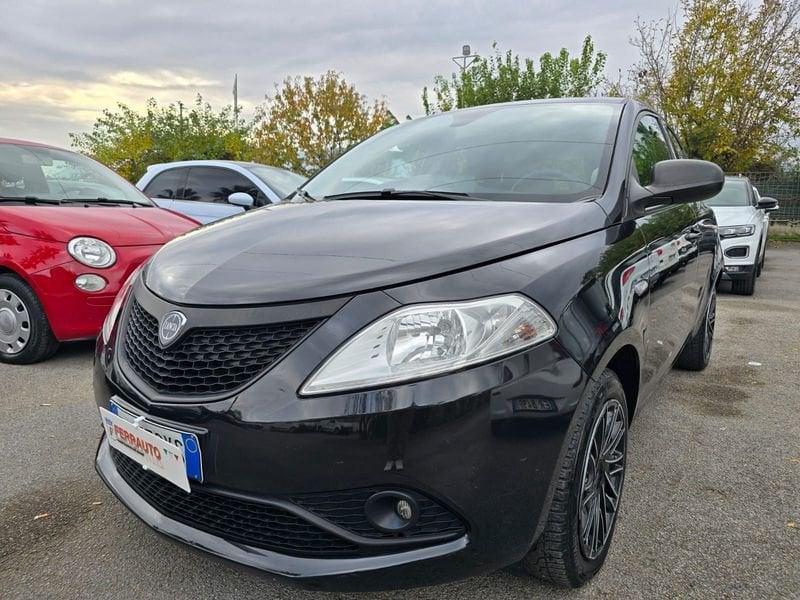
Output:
0 138 198 364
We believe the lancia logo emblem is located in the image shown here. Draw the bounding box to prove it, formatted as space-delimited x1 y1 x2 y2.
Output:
159 311 187 347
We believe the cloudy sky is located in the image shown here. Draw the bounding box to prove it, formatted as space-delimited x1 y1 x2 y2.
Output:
1 0 675 147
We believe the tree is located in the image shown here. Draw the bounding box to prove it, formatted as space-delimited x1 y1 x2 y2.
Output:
251 71 392 176
70 96 251 182
421 37 607 114
631 0 800 171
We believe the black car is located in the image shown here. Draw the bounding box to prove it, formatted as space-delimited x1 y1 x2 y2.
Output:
94 98 724 590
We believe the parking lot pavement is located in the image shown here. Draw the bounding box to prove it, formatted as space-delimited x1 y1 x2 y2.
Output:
2 246 799 600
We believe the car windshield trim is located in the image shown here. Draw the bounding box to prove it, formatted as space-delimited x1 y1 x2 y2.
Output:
0 195 63 205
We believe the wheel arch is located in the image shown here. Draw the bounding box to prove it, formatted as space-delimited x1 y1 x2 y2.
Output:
604 345 641 423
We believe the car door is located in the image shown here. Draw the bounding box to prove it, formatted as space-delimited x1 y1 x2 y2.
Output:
178 167 262 224
141 167 188 212
631 114 705 392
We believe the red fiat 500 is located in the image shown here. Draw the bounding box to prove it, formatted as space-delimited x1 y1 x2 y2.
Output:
0 138 198 364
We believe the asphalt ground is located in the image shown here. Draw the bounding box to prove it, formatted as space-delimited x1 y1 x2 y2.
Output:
1 245 798 599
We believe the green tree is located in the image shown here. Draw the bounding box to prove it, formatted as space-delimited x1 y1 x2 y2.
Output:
251 71 392 176
631 0 800 171
421 36 607 114
70 95 251 182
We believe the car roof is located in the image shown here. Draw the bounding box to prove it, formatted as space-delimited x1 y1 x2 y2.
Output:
0 137 64 150
144 159 294 173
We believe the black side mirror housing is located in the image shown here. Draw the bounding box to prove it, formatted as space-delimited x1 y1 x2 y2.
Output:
632 159 725 210
758 196 779 212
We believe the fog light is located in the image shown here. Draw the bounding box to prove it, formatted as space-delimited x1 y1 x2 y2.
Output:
365 491 418 532
395 499 413 521
75 274 107 292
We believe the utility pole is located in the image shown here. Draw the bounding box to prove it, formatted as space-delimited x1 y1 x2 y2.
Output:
233 73 239 128
452 44 479 72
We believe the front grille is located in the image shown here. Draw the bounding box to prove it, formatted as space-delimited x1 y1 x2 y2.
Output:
112 450 360 557
725 246 749 258
122 300 320 397
293 489 466 540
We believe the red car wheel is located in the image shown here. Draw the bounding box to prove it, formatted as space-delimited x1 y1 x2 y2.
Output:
0 274 59 364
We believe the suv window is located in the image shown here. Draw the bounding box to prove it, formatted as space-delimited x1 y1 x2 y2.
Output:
632 115 672 186
183 167 260 204
143 168 187 199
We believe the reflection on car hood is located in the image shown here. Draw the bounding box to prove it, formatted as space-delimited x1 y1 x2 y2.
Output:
0 206 197 245
709 206 757 226
145 199 608 305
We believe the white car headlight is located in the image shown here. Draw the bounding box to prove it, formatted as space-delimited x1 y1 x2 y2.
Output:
68 237 116 268
301 294 557 395
718 224 755 239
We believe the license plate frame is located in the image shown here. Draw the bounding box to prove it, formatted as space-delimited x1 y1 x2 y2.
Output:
100 400 203 492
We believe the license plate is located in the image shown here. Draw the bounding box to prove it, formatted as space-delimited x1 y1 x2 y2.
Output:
99 401 203 493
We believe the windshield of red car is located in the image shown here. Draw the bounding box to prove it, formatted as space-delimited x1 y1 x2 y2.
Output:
0 144 151 205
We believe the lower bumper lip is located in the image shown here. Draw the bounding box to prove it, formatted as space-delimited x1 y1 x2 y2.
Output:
95 437 469 582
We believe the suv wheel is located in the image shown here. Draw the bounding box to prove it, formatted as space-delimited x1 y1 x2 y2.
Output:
0 274 59 364
731 269 756 295
675 288 716 371
521 369 627 587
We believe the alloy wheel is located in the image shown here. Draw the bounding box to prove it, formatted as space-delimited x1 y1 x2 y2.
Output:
578 398 626 560
703 290 716 360
0 288 31 355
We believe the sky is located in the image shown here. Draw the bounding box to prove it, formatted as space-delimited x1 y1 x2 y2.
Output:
0 0 677 147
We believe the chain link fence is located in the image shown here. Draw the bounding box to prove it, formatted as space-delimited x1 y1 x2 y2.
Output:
735 171 800 223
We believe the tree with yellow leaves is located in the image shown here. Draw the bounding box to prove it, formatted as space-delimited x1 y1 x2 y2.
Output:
251 71 393 177
632 0 800 171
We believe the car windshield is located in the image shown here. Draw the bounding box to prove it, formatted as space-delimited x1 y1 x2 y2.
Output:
302 102 621 203
247 165 306 199
705 179 751 206
0 144 151 205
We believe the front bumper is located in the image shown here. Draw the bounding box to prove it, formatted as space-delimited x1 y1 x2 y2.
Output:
719 235 759 280
93 296 588 589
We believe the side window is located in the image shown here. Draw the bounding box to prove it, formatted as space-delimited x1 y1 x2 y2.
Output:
183 167 260 204
666 127 687 159
632 115 672 187
143 169 186 199
751 186 760 207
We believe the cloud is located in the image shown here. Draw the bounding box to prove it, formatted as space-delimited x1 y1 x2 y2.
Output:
0 0 676 147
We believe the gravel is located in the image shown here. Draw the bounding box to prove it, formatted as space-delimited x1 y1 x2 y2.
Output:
1 245 798 599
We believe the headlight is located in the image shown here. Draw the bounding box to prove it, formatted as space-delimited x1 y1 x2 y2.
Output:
301 294 557 395
718 224 755 239
68 237 116 268
101 264 143 343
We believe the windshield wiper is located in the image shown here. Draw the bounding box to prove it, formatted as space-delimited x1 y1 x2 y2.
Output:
0 195 63 205
323 188 472 201
292 188 318 203
61 197 150 207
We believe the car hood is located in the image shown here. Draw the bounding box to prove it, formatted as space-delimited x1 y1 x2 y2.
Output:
709 206 757 226
145 199 608 306
0 206 197 245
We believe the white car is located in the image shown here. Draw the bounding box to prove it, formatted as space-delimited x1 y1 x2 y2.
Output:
137 160 305 224
705 176 779 295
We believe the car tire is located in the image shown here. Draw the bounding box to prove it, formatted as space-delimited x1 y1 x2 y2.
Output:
675 288 716 371
521 369 628 587
0 274 60 364
731 269 756 295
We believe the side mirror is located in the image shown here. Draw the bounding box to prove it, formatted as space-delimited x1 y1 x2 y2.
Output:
632 159 724 210
228 192 255 209
758 196 779 212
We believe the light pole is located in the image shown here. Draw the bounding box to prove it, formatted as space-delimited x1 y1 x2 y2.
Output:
452 44 479 72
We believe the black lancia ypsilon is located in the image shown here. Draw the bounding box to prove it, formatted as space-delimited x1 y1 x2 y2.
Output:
95 98 724 589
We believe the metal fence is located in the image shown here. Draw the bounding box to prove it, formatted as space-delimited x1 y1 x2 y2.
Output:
735 171 800 223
